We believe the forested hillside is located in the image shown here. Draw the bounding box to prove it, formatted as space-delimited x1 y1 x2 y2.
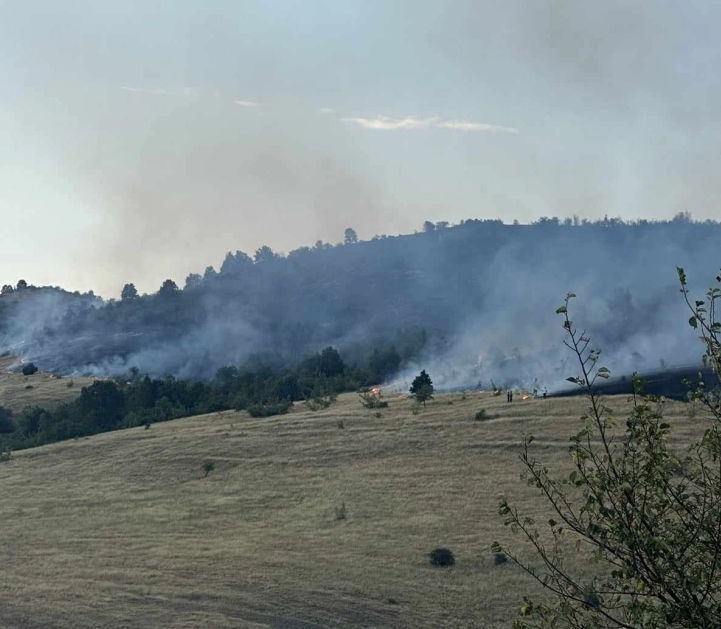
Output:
2 215 719 388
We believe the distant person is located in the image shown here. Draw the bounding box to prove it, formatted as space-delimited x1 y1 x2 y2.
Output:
543 387 547 399
506 390 511 403
509 390 513 402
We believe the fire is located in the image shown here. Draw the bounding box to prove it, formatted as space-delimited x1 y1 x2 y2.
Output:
370 387 381 396
522 394 531 400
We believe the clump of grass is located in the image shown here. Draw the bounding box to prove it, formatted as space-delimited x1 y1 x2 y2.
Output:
0 449 14 463
334 502 347 521
429 547 455 567
336 419 345 429
446 400 454 405
24 384 34 390
374 411 382 419
202 461 216 477
66 379 74 388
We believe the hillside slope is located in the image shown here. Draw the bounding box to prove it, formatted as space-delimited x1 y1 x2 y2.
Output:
0 390 706 628
0 357 96 412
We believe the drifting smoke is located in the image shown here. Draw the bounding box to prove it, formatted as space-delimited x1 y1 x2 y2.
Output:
383 222 717 394
0 221 717 389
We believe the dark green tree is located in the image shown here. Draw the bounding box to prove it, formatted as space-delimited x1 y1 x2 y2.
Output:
16 279 27 290
494 271 721 629
410 370 434 407
158 279 179 295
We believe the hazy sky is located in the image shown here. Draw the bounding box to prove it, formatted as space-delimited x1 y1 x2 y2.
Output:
2 1 720 297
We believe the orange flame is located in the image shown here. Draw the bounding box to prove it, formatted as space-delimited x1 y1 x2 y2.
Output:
522 394 531 400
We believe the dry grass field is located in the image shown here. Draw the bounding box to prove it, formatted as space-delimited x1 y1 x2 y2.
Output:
0 387 708 628
0 357 97 412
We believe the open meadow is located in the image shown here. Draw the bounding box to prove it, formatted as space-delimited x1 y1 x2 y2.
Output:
0 387 710 628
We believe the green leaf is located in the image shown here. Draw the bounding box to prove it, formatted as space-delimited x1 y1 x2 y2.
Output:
689 316 698 329
556 306 567 314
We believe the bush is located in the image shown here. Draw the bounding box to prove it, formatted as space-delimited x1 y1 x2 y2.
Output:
247 400 292 417
359 390 388 409
428 547 455 567
0 449 13 463
202 460 215 477
334 501 347 520
24 384 34 390
493 552 508 566
21 363 38 376
475 409 488 421
336 419 345 429
305 392 337 411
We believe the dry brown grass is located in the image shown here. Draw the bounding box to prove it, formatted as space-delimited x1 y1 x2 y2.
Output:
0 389 708 628
0 357 97 412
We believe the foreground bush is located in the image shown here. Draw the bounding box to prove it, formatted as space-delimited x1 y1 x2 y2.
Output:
428 547 455 567
247 400 293 417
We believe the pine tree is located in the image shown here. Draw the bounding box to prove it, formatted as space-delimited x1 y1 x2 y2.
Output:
410 370 434 407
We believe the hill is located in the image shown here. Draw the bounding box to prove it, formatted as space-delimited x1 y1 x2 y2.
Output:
0 389 708 628
1 216 719 392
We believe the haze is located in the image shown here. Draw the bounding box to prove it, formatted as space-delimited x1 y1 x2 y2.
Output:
2 1 720 297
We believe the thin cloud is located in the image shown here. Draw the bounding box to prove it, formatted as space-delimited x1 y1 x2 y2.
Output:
233 99 260 107
340 114 519 133
319 107 336 114
341 115 439 130
438 120 520 133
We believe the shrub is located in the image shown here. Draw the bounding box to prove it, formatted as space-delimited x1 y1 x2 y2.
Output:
359 390 388 409
202 461 215 477
336 419 345 429
247 400 292 417
429 547 455 567
305 393 337 411
374 411 382 418
66 379 74 388
0 449 14 463
493 552 508 566
24 384 34 390
21 363 38 376
475 409 488 421
334 502 347 520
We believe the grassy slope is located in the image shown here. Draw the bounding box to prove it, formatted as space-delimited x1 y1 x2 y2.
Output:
0 389 706 628
0 357 98 412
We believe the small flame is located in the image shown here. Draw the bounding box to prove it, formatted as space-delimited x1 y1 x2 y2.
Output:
370 387 381 396
522 394 531 400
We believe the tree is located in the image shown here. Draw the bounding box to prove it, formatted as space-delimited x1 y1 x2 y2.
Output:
410 370 434 407
254 245 278 264
184 273 202 291
423 221 436 233
16 279 27 290
120 283 138 301
158 279 179 295
344 227 359 245
203 266 217 281
494 271 721 629
1 285 13 294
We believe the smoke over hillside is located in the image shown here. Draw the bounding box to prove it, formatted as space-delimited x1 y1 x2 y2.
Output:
1 219 717 392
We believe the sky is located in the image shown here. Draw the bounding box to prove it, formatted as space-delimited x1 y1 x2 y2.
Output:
1 0 721 298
